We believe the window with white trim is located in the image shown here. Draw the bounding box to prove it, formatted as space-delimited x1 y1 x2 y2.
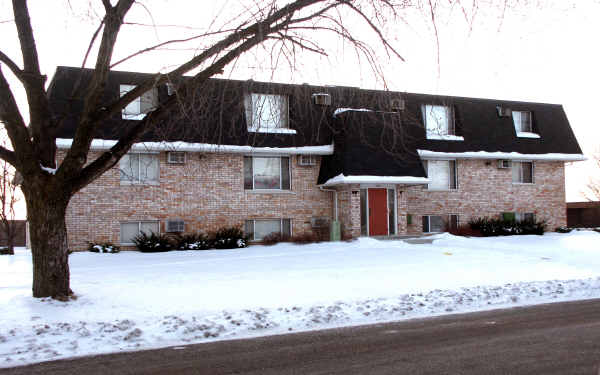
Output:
244 219 291 241
422 215 444 233
120 84 158 120
424 160 457 190
244 156 290 190
512 111 532 133
120 153 159 184
120 221 159 244
512 161 534 184
422 104 455 138
245 93 290 131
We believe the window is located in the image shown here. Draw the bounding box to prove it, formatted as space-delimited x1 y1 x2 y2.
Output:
449 214 459 231
388 189 396 235
512 111 532 133
167 151 186 164
120 221 159 244
245 93 290 131
120 84 158 120
166 220 185 233
422 215 444 233
422 104 455 138
245 219 291 241
502 212 535 223
512 161 534 184
244 156 290 190
424 160 457 190
120 153 159 184
298 155 317 166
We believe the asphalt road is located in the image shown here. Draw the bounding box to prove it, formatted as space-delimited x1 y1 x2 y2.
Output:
3 299 600 375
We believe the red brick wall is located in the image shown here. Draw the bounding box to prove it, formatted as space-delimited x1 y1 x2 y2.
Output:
403 159 566 234
64 151 567 249
64 151 332 250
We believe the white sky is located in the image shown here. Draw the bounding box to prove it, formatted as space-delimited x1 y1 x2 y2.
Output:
1 0 599 219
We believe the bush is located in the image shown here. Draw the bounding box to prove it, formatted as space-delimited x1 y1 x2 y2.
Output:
212 226 247 249
175 233 211 250
469 217 546 237
291 232 320 244
132 232 174 252
87 242 120 253
448 225 482 237
261 232 291 246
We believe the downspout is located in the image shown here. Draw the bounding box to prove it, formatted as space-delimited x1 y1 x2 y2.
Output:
319 186 338 221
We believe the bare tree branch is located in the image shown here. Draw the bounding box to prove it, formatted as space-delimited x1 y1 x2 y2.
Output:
0 50 26 82
0 66 31 169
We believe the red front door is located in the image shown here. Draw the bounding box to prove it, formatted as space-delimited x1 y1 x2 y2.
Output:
368 188 388 236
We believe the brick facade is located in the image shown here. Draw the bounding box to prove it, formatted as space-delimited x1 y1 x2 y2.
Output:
64 151 566 250
64 151 332 250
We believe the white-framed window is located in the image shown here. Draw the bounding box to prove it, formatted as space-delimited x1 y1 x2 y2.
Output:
120 84 158 120
298 155 317 166
424 160 457 190
120 221 159 244
244 219 292 241
512 111 532 133
422 215 445 233
422 104 455 138
167 151 186 164
512 161 534 184
244 156 291 190
245 93 293 133
119 153 159 184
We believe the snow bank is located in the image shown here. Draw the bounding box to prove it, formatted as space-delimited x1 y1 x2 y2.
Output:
2 231 600 367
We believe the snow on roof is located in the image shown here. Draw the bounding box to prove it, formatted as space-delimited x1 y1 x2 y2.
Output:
56 139 334 155
516 132 541 139
417 149 586 161
426 134 465 141
321 174 430 186
332 108 373 117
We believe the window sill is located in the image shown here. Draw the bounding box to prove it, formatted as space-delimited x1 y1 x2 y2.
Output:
426 134 464 141
512 182 535 185
426 188 458 192
248 127 297 134
246 189 295 194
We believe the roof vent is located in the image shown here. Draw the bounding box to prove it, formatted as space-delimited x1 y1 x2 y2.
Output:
497 160 511 169
312 93 332 106
390 98 405 111
497 106 512 117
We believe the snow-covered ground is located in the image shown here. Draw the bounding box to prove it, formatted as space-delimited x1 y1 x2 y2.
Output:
1 231 600 367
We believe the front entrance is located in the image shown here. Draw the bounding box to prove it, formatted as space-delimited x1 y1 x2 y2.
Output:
368 188 388 236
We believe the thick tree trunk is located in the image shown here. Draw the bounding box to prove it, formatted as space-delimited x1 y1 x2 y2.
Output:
23 186 72 298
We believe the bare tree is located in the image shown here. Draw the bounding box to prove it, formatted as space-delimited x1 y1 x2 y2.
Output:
0 0 413 299
0 137 19 255
585 149 600 201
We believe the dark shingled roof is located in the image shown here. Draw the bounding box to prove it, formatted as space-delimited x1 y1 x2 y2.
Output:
48 66 583 185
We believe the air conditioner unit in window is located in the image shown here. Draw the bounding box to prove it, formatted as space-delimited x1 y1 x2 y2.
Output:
497 159 511 169
390 98 405 111
497 106 512 117
311 216 329 228
167 151 186 164
166 82 176 96
298 155 317 166
166 220 185 233
312 93 332 106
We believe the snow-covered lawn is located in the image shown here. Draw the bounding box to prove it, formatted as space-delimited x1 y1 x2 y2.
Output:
2 231 600 367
